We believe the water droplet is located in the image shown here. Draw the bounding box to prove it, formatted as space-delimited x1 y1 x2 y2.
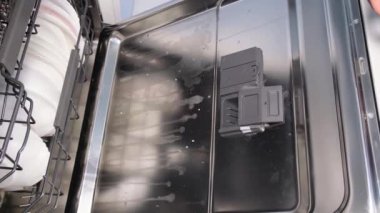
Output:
191 139 195 143
185 146 189 149
197 108 201 111
207 95 211 99
156 204 160 208
174 78 178 81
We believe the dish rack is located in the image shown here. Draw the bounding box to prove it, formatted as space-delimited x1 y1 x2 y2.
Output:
0 0 95 211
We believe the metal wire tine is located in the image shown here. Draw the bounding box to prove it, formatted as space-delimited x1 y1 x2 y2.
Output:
9 187 35 194
52 154 70 161
0 82 11 121
0 153 22 170
45 167 64 205
70 99 80 120
0 136 13 139
56 138 69 154
24 178 45 210
78 63 86 83
0 73 24 164
24 176 51 212
14 59 20 71
19 203 31 208
48 185 65 211
227 113 238 118
43 132 66 205
31 23 39 34
16 0 41 79
22 96 35 124
227 107 238 112
0 90 16 95
37 187 65 212
51 139 70 160
22 194 36 199
0 94 36 125
0 96 33 181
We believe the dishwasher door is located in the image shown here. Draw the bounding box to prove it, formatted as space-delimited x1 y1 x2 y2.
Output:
67 0 380 212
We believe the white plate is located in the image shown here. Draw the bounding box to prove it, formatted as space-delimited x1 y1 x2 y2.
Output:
23 49 65 88
49 0 79 27
34 18 71 61
27 90 57 137
0 124 50 190
39 1 79 47
39 0 79 42
26 33 68 78
19 64 61 108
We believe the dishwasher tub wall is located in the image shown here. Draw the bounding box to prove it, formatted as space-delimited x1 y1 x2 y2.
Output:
68 0 380 212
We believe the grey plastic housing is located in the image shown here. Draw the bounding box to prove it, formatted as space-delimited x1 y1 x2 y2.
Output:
219 47 284 137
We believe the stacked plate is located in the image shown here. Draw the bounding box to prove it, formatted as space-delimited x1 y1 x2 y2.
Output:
0 0 80 190
20 0 80 136
0 124 50 191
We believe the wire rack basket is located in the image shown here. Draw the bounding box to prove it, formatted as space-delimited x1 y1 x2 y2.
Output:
0 0 39 185
0 0 94 212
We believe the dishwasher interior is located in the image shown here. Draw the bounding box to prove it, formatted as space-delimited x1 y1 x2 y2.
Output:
1 0 380 212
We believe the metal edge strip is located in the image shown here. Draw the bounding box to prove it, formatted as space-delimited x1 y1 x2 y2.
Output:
75 32 122 213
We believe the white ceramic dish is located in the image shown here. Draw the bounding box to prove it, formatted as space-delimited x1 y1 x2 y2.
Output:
23 49 64 89
27 90 57 137
0 124 49 190
49 0 80 27
19 64 61 108
27 35 68 78
39 0 79 47
34 18 71 61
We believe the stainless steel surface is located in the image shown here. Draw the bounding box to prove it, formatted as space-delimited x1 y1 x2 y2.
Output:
69 1 220 212
344 0 380 210
298 0 347 211
76 32 122 213
69 0 380 212
213 0 302 211
323 0 372 211
96 9 217 212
